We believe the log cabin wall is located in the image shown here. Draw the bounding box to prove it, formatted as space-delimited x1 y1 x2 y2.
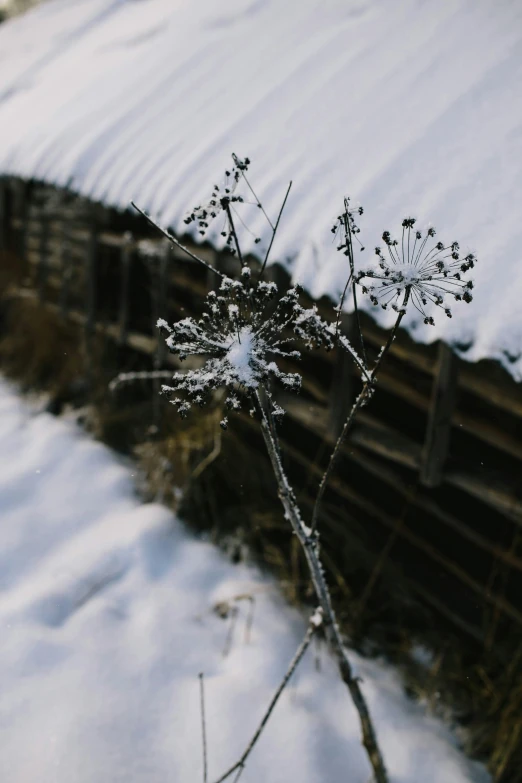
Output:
2 175 522 656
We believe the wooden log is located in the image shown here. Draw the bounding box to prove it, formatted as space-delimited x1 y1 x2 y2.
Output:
420 342 459 487
283 395 522 525
12 180 28 261
118 236 132 346
375 363 522 463
278 420 522 629
37 216 49 302
347 444 522 575
59 221 71 318
363 316 522 421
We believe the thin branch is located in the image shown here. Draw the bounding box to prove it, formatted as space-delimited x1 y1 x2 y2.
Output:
311 290 410 534
130 202 223 278
342 204 368 368
211 610 321 783
335 331 371 383
259 181 292 280
109 369 173 393
239 170 274 231
252 391 388 783
334 271 352 337
191 422 222 480
244 596 255 644
222 605 239 658
224 203 244 269
199 673 208 783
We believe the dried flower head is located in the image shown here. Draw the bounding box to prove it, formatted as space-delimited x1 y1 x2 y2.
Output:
183 155 258 251
331 196 365 255
356 218 476 324
159 272 333 427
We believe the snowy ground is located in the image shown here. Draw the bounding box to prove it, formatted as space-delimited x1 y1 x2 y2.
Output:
0 378 489 783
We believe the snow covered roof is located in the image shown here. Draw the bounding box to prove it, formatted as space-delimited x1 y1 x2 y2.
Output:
0 0 521 378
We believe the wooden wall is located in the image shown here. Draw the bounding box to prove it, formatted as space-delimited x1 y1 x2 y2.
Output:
2 175 522 654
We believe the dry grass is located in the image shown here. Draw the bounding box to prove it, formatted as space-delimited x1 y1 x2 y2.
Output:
0 295 85 395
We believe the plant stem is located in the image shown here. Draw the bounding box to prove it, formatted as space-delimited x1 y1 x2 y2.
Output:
252 391 388 783
311 292 409 534
239 171 274 231
199 673 208 783
225 203 244 269
259 181 292 280
342 205 367 368
212 612 320 783
130 201 223 278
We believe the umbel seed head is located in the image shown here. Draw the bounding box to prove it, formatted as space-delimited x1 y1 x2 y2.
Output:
354 216 476 323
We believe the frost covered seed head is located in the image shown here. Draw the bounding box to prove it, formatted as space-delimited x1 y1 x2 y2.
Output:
332 196 365 254
160 276 333 424
183 155 261 249
356 218 476 324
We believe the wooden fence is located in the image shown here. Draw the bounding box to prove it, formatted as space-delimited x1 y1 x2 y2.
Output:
1 176 522 651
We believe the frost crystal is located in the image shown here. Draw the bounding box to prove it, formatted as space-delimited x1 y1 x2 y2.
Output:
159 276 333 423
356 218 476 324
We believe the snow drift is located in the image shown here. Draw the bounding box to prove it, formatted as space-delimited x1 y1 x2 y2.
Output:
0 378 490 781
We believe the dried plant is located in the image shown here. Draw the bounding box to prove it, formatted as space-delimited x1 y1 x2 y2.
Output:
157 276 332 427
128 154 476 783
355 218 475 324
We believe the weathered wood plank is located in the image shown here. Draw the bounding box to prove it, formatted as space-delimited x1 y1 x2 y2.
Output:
37 216 50 302
348 446 522 574
59 221 71 318
85 227 97 334
13 181 28 261
420 342 459 487
283 396 522 525
328 315 356 439
278 420 522 629
118 237 132 346
376 364 522 463
364 318 522 421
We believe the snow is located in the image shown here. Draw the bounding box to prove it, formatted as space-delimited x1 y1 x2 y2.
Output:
0 1 521 376
0 377 490 782
226 326 255 386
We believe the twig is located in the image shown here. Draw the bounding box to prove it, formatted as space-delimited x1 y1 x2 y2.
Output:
252 391 388 783
109 369 173 393
224 203 244 269
244 596 255 644
199 673 208 783
211 609 322 783
223 605 239 658
311 291 409 534
334 271 353 338
239 171 274 231
191 423 222 480
342 202 367 367
335 330 371 382
259 182 292 280
130 201 223 278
